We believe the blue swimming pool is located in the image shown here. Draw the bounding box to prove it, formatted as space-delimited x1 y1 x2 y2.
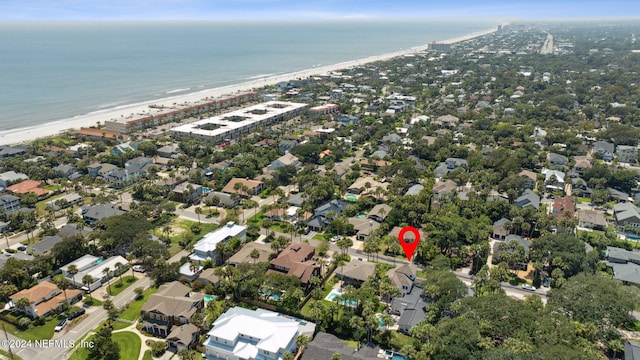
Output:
385 350 412 360
325 290 358 307
203 295 216 303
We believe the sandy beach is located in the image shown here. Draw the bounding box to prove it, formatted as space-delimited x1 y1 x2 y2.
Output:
0 27 496 147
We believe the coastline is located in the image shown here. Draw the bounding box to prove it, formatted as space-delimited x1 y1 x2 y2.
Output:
0 26 496 147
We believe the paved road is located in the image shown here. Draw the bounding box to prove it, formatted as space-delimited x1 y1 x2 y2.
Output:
540 33 554 54
0 217 68 252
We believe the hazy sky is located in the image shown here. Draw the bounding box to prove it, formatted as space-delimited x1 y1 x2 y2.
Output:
1 0 638 20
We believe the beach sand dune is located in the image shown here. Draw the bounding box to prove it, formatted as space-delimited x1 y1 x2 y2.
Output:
0 28 495 146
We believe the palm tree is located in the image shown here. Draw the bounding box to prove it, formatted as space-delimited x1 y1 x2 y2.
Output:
250 248 260 263
189 262 200 276
67 264 79 289
52 275 70 307
115 262 124 285
83 274 94 301
15 297 30 314
195 206 202 224
127 254 136 278
103 267 112 294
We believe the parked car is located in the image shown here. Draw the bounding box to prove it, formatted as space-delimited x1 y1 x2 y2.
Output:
521 284 536 291
17 246 26 251
542 278 550 288
330 236 340 243
132 265 146 273
67 308 86 320
54 318 68 332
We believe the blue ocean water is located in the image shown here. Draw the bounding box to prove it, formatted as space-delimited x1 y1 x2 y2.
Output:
0 20 497 131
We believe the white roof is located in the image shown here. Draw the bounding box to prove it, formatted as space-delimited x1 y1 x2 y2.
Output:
207 307 301 355
179 262 202 277
193 222 246 253
82 255 128 281
61 254 99 272
171 101 307 138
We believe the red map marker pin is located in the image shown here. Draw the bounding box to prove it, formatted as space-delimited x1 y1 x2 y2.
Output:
398 226 420 262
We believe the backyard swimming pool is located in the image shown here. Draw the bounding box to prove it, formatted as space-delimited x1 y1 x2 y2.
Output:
325 289 358 307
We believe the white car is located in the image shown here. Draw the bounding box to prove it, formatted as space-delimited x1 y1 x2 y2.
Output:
521 284 536 291
132 265 146 273
330 236 340 243
54 319 67 332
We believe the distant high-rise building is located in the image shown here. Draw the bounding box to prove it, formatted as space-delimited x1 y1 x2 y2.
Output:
498 25 503 32
427 41 452 52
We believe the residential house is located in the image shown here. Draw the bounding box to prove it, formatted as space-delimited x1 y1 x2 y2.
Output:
57 223 93 239
307 200 348 232
278 139 298 155
87 163 118 178
0 253 34 270
221 178 264 198
60 254 128 291
82 203 125 224
594 141 615 161
335 259 376 288
492 235 531 270
9 281 82 319
605 246 640 285
167 323 200 351
552 196 575 220
609 187 631 203
404 184 424 196
548 153 568 167
27 235 63 256
0 171 28 189
196 268 222 287
157 143 180 158
577 209 607 230
518 170 537 189
514 189 540 210
301 332 380 360
617 145 638 164
52 164 79 179
345 176 388 200
432 179 457 200
45 193 83 211
268 153 301 171
359 158 391 171
205 307 315 360
205 191 238 208
614 202 640 230
434 158 467 178
189 222 246 263
178 262 203 282
228 242 273 266
171 182 204 203
0 194 20 214
368 204 392 223
268 243 320 289
110 141 138 155
625 339 640 360
141 281 204 338
388 226 426 244
542 168 565 192
573 156 592 176
0 145 27 159
390 284 427 334
7 180 50 198
434 114 460 127
387 264 417 294
348 217 380 241
492 218 510 240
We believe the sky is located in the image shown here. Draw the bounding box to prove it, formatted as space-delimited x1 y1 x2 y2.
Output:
0 0 638 21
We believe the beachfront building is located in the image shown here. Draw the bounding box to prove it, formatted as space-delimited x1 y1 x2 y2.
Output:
105 92 258 134
428 42 452 52
170 101 307 143
204 307 315 360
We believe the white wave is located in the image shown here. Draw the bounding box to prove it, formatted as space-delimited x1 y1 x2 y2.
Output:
246 73 275 80
166 88 191 94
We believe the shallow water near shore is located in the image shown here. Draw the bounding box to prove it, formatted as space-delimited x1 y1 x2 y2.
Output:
0 19 498 135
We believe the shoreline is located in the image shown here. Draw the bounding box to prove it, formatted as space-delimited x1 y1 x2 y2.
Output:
0 26 497 147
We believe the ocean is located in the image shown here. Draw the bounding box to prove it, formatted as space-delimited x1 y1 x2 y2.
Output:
0 19 498 132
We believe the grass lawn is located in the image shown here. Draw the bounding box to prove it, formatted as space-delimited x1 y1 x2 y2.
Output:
69 331 141 360
0 348 23 360
83 296 103 306
575 196 591 204
119 287 157 321
168 219 221 256
343 340 359 349
389 332 415 350
112 320 132 331
107 276 137 296
0 313 66 341
142 350 153 360
113 331 141 360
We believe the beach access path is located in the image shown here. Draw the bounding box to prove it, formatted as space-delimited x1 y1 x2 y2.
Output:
0 27 497 147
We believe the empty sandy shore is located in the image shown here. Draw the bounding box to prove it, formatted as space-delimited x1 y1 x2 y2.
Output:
0 27 496 146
